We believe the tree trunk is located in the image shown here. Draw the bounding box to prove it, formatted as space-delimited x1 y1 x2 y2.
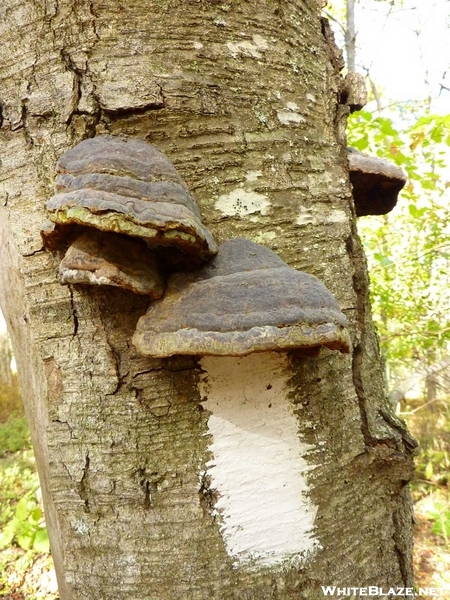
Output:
0 333 13 387
0 1 416 598
345 0 357 72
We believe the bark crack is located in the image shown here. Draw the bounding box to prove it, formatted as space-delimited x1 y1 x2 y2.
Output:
351 341 374 445
77 453 91 513
60 50 83 124
22 246 45 258
346 233 377 448
100 99 166 121
88 0 100 43
392 487 415 588
132 359 201 382
346 231 419 458
379 408 419 454
11 99 29 133
68 286 79 338
53 419 74 440
137 468 169 510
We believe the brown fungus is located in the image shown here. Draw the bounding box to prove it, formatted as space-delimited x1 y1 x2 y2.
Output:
132 238 351 358
42 135 218 294
348 147 407 216
59 230 165 297
44 135 217 258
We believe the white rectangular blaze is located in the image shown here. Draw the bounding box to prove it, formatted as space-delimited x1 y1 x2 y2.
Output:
199 353 319 567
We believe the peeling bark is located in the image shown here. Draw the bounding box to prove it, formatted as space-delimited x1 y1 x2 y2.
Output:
0 1 416 598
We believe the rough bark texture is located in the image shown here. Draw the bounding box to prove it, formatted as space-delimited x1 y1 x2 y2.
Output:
0 1 416 598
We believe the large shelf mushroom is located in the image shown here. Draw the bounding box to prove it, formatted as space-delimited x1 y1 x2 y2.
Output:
132 238 351 357
41 135 217 296
348 147 407 217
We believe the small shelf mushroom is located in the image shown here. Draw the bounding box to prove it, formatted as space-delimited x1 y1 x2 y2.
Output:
348 147 407 216
42 135 217 294
59 230 165 298
132 238 351 357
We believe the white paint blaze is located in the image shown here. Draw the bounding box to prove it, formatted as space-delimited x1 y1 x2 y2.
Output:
199 353 318 567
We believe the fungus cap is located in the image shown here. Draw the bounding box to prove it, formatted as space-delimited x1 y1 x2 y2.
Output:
348 147 407 216
132 238 351 357
43 135 217 260
59 231 165 298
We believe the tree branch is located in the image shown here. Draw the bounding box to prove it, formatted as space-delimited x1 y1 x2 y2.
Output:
389 356 450 406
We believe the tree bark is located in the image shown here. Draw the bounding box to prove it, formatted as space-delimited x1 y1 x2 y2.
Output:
0 333 13 387
345 0 357 72
0 1 416 598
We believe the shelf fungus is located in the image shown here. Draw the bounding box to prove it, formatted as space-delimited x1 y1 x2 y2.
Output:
348 147 407 216
42 135 218 294
58 230 165 298
132 238 351 357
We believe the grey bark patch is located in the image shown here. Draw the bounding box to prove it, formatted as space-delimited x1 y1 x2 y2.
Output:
340 73 367 113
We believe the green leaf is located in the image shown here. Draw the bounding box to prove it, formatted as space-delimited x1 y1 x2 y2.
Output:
424 461 434 480
359 110 373 122
33 528 50 553
30 507 42 524
408 204 427 218
431 512 450 539
373 253 394 267
421 179 437 191
430 128 443 143
0 521 16 550
16 522 35 551
352 136 369 151
14 497 30 522
379 119 397 136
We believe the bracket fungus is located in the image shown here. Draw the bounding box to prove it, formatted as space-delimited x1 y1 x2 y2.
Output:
42 135 217 294
348 147 407 217
132 238 351 357
59 230 165 298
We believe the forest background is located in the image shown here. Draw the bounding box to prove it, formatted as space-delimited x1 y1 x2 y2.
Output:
0 0 450 596
330 0 450 591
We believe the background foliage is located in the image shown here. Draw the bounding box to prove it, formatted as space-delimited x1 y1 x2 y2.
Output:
0 359 56 598
348 110 450 385
326 1 450 590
